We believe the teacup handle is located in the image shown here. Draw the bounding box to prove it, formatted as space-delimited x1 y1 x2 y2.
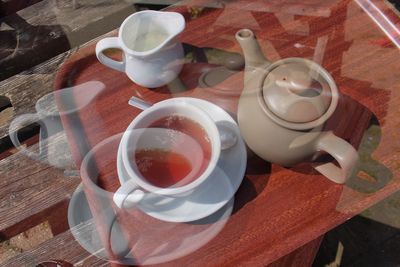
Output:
216 121 238 150
96 37 125 72
314 131 359 184
9 113 44 161
113 179 145 209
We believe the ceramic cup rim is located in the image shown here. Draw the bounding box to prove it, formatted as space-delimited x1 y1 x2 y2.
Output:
120 99 221 196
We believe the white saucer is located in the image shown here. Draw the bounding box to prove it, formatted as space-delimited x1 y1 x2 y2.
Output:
117 97 247 222
68 184 234 265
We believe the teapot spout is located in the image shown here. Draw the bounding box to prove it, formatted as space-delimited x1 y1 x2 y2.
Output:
235 29 270 69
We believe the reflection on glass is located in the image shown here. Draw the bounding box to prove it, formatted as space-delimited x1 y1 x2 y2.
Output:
356 0 400 49
73 131 238 264
8 81 105 170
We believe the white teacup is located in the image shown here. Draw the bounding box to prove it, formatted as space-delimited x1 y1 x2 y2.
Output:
114 99 229 209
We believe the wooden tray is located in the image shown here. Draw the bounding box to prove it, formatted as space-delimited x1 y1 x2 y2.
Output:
54 1 400 266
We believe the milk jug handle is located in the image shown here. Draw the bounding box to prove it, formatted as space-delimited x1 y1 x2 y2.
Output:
314 131 359 184
96 37 125 72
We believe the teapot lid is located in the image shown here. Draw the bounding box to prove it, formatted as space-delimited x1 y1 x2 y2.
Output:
262 60 334 124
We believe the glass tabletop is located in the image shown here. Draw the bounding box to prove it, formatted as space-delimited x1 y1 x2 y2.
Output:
1 0 400 266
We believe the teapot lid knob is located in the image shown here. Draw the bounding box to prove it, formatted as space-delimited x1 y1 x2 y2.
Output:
262 60 336 124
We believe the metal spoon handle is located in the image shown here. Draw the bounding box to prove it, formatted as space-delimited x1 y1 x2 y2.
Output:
128 96 152 110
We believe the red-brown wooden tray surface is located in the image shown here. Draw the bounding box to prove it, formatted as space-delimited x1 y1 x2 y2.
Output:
54 1 400 266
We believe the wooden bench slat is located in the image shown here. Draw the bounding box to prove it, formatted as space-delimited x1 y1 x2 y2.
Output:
0 228 108 266
0 0 43 17
0 136 80 238
0 50 76 141
0 0 135 79
0 227 323 267
0 0 138 138
0 30 118 239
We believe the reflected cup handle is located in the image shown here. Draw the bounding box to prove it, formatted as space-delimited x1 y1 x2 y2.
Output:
102 207 132 259
314 131 359 184
113 179 145 209
9 113 45 161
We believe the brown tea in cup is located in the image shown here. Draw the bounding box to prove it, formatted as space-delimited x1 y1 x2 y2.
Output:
134 115 212 188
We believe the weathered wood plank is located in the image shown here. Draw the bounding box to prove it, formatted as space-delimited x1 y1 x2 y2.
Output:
0 29 117 141
0 227 108 267
0 0 43 17
0 27 118 236
0 51 75 141
0 18 127 141
0 31 118 238
0 0 136 80
0 134 80 238
0 0 138 140
29 0 135 47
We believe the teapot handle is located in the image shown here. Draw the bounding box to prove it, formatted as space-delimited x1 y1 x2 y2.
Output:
314 131 358 184
96 37 125 72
